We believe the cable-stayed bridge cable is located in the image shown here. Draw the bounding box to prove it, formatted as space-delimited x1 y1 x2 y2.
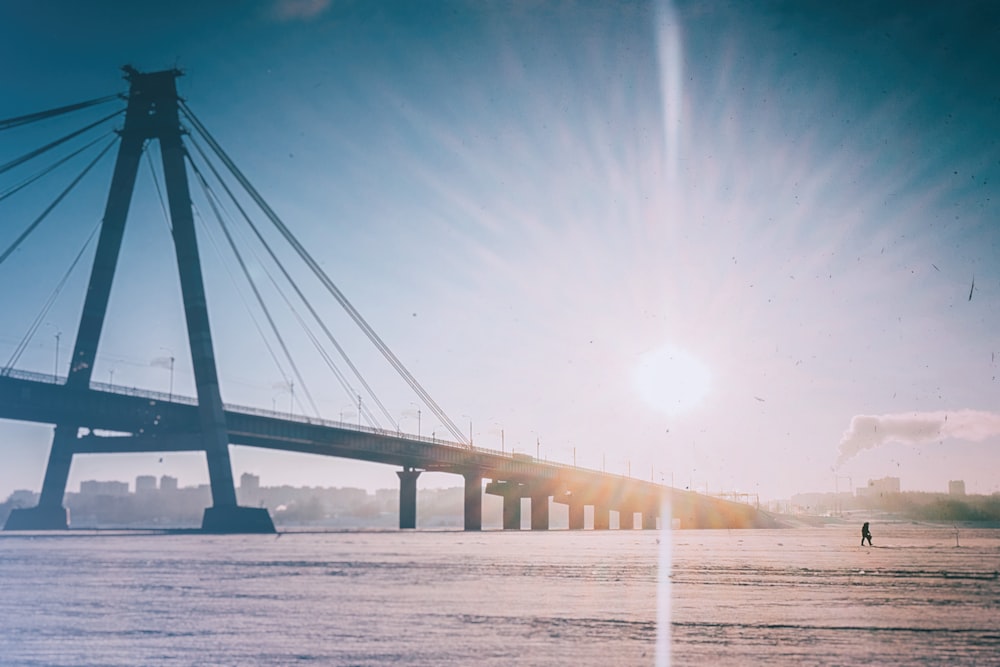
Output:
0 94 119 132
180 102 468 445
183 133 398 430
190 197 304 414
0 138 117 267
188 153 322 419
4 222 101 371
0 130 116 203
143 144 173 234
0 109 123 176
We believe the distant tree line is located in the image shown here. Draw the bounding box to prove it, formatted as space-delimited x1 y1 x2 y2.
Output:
869 492 1000 523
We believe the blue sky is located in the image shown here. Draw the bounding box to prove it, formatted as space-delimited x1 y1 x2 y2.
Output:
1 0 999 502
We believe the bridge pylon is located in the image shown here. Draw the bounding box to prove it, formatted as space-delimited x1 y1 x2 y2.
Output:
4 67 274 533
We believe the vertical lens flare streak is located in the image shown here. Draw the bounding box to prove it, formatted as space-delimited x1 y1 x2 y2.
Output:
656 494 673 667
654 1 681 664
656 0 683 186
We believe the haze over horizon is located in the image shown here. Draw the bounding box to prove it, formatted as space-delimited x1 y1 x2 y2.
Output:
2 0 999 503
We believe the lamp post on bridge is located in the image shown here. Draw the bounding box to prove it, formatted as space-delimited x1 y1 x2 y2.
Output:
491 422 504 454
462 414 474 447
154 348 175 400
54 330 61 382
405 402 422 438
271 380 294 416
161 347 175 400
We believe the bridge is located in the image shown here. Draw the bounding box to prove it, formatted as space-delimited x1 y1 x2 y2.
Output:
1 67 772 532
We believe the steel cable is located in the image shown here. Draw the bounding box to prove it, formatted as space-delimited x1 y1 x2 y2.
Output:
180 102 468 445
183 132 396 431
0 94 120 132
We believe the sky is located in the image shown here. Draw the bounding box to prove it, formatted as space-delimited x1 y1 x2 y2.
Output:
1 0 999 503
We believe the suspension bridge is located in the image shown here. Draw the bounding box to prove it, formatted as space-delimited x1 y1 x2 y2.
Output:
0 66 771 532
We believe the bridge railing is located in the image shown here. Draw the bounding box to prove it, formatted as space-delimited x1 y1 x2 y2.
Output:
1 366 652 482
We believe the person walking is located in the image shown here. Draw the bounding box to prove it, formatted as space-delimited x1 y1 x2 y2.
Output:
861 521 873 547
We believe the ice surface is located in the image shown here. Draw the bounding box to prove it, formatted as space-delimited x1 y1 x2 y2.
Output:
0 525 997 666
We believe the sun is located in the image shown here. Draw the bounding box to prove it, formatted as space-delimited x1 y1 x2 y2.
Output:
632 343 712 417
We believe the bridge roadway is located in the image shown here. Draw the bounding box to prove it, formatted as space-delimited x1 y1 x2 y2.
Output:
0 369 772 530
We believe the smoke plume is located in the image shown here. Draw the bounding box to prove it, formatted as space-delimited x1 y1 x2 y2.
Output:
836 409 1000 464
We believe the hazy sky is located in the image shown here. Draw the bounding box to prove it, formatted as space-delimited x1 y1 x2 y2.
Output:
1 0 999 502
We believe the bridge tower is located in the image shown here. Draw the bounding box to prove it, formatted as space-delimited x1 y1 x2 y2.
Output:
5 67 274 532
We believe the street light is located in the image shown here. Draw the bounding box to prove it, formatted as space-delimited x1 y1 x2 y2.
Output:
152 351 176 399
160 347 175 400
54 331 61 382
270 380 294 416
406 402 422 438
461 414 474 447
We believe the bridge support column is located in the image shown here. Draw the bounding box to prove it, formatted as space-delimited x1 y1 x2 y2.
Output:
619 509 635 530
202 506 275 533
642 502 658 530
4 425 75 530
485 481 522 530
567 501 585 530
463 472 482 531
397 468 420 529
530 492 550 530
503 492 522 530
593 505 610 530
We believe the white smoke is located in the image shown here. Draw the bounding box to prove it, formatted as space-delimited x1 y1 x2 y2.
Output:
836 410 1000 464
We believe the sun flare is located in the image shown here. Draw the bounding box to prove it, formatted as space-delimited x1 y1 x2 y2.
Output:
632 343 711 417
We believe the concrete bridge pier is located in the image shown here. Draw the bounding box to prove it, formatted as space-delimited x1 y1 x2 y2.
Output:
530 491 550 530
567 501 585 530
485 481 523 530
463 472 482 531
642 502 659 530
593 505 610 530
4 425 75 530
619 509 636 530
202 505 275 533
397 468 421 529
503 492 522 530
4 504 69 531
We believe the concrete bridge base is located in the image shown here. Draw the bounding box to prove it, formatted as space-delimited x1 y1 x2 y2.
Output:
4 505 69 530
464 473 482 531
397 469 420 529
530 492 550 530
201 505 276 533
593 505 610 530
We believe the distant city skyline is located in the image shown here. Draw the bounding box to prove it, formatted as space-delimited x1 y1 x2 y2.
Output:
2 1 999 502
3 469 980 505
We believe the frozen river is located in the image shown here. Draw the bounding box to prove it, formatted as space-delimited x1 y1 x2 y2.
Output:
0 524 997 665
